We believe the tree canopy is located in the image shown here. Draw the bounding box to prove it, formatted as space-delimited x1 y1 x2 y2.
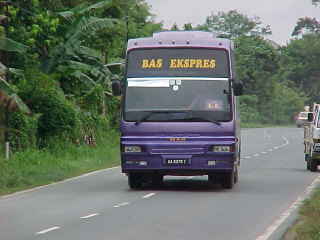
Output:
197 10 272 39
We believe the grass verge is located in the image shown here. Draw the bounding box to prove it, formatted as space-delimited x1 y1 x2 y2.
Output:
241 122 294 128
283 187 320 240
0 131 120 196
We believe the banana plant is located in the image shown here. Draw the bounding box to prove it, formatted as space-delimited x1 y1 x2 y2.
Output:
44 0 117 74
0 36 30 114
42 0 120 115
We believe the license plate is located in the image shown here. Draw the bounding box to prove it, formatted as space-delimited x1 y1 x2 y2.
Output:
165 159 189 165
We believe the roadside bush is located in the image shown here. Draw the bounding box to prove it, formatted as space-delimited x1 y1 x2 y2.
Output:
269 82 306 124
8 112 38 151
239 95 263 123
18 69 80 145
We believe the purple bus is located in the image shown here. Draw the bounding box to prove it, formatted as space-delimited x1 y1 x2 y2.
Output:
112 31 243 189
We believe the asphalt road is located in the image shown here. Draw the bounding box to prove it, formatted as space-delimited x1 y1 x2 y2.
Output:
0 127 319 240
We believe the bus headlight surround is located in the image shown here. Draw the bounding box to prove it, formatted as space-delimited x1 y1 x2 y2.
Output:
124 146 142 153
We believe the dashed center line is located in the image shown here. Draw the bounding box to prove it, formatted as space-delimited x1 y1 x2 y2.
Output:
142 193 156 199
80 213 99 219
261 152 267 154
273 146 279 150
254 154 260 157
36 226 60 235
114 202 130 208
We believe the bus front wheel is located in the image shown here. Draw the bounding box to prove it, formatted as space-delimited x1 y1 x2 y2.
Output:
310 158 318 172
128 173 144 189
221 170 235 189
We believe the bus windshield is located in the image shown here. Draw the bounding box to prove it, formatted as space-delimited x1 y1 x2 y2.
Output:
124 79 232 122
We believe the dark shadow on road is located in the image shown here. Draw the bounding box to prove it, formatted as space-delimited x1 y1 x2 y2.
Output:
129 178 235 193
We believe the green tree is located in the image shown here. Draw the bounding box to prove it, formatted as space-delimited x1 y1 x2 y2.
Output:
313 0 320 5
235 35 280 122
292 17 320 36
281 34 320 103
183 23 193 30
171 23 179 31
197 10 271 39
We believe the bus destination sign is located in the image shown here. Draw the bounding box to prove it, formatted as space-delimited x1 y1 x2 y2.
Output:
127 48 230 78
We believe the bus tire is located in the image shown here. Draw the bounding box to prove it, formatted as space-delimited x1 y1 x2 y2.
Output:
221 171 234 189
152 174 163 187
208 173 216 185
310 158 318 172
128 173 143 189
234 167 239 184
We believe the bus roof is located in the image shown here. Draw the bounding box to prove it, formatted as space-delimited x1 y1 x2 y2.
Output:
127 31 234 51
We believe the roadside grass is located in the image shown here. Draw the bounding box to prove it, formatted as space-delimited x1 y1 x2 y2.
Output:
241 122 295 128
284 188 320 240
0 131 120 196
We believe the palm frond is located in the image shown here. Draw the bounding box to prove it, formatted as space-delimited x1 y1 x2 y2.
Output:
8 68 25 77
78 46 102 59
66 60 111 85
70 71 97 87
68 16 117 40
9 93 31 114
0 37 28 53
44 16 117 73
0 76 12 94
58 0 113 20
0 73 30 114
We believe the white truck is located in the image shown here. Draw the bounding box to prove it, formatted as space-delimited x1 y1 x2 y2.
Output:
304 103 320 171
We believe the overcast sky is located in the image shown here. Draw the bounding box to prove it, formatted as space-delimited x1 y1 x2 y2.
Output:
145 0 319 45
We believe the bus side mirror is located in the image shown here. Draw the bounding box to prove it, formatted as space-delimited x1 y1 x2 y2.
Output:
112 80 122 96
308 112 314 122
234 82 243 96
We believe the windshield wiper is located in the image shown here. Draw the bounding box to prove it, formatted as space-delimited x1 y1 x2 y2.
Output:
135 111 187 125
182 117 222 126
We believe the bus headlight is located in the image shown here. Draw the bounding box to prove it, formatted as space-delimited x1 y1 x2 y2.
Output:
212 145 233 152
124 146 142 153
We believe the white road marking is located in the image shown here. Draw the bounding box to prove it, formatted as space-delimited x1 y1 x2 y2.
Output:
256 175 320 240
142 193 156 199
245 156 252 159
282 136 290 145
273 146 279 150
268 149 273 152
261 152 267 154
114 202 130 208
254 154 260 157
80 213 99 219
1 166 120 200
264 129 271 140
36 226 60 235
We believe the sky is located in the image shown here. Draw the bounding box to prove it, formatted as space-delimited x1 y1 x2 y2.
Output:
145 0 319 45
